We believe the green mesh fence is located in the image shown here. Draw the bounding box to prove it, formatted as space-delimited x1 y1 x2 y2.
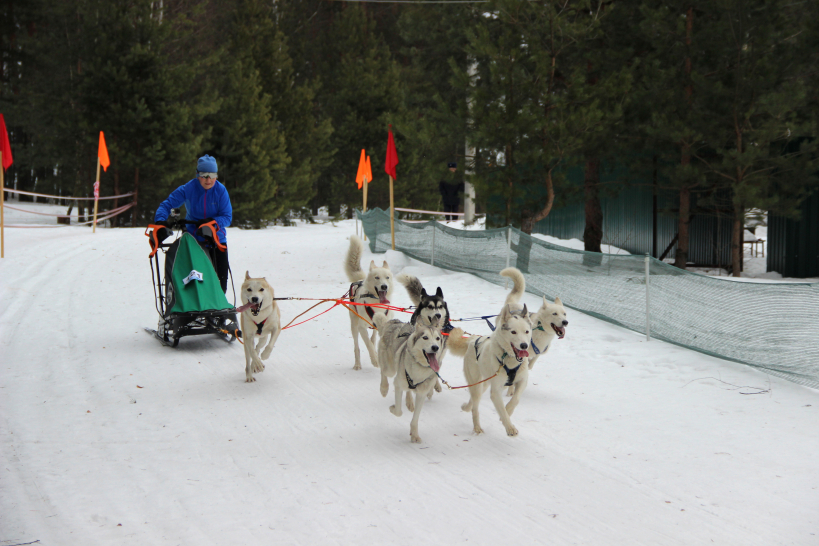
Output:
359 208 819 389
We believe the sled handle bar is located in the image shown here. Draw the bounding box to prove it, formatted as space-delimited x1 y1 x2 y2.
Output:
145 220 226 258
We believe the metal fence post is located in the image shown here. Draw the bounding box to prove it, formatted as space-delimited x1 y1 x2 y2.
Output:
505 226 512 288
431 220 436 267
645 253 651 341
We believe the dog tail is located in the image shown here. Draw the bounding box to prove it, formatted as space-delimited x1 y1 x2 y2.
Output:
500 267 525 306
397 273 424 306
372 311 390 331
446 328 470 357
344 236 366 282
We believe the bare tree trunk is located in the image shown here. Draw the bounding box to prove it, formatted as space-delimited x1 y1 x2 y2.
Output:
674 184 691 268
112 136 119 227
583 157 602 252
131 166 139 228
675 6 695 270
731 202 743 277
526 168 555 231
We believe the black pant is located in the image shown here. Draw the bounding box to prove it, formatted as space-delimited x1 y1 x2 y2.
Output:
212 244 230 293
443 203 458 221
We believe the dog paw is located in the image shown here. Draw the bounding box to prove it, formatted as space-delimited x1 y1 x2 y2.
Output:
261 347 273 360
505 425 519 437
251 361 265 374
380 381 389 398
460 402 472 412
505 386 514 397
353 363 362 371
410 434 422 443
245 376 256 383
389 405 402 417
434 380 442 393
473 426 484 435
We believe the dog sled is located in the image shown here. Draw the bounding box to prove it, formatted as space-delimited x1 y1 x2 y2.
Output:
145 209 238 347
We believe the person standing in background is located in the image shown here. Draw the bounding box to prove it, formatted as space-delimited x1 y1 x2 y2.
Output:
438 162 464 222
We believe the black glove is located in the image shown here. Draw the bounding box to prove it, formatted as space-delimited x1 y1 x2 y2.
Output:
196 218 217 239
153 220 171 242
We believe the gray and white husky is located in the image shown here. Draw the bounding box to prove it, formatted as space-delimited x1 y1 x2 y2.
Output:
448 303 532 436
373 312 464 443
500 267 568 394
343 235 394 370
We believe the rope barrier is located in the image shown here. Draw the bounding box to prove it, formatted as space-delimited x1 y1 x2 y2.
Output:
3 188 135 201
3 202 135 228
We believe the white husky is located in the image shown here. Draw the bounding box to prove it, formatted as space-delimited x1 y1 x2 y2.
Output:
500 267 568 394
343 235 394 370
239 272 281 383
373 313 463 443
448 303 532 436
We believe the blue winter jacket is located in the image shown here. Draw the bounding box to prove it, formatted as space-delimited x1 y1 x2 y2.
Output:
154 179 232 244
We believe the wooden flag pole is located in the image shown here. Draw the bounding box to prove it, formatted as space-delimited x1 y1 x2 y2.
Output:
362 175 368 241
92 157 101 233
1 150 4 258
389 175 395 250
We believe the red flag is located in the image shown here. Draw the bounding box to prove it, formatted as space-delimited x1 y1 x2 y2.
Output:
384 125 398 179
0 114 13 171
98 131 110 172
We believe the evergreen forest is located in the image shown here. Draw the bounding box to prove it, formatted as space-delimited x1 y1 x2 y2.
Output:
2 0 817 272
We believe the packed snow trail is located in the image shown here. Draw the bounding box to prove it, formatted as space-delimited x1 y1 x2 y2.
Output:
0 222 817 545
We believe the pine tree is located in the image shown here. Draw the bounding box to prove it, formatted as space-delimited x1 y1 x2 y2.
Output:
231 0 333 221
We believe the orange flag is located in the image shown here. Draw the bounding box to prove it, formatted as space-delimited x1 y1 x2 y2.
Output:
98 131 110 172
356 149 367 189
365 155 372 184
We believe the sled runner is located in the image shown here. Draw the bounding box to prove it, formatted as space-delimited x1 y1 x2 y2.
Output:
145 210 238 347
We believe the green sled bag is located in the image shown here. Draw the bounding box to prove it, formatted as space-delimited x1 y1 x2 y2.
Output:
168 232 233 314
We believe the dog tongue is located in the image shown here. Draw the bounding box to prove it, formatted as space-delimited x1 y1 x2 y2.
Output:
426 353 440 373
513 347 529 359
378 291 389 304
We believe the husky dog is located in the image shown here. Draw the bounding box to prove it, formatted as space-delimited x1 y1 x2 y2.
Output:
500 267 568 394
398 274 455 393
240 272 282 383
344 235 394 370
448 303 532 436
373 313 464 443
398 274 454 332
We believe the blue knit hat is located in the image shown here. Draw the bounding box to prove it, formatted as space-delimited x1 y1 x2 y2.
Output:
447 162 457 169
197 154 218 174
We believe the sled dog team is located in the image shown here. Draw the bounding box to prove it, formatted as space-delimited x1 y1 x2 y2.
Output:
241 234 569 443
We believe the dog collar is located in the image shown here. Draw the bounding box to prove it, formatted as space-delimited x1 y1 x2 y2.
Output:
534 321 546 332
253 318 267 335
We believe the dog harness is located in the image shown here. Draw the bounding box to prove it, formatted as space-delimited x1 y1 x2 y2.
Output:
349 281 387 321
253 318 267 335
530 322 548 355
474 338 521 387
497 353 522 386
405 370 433 390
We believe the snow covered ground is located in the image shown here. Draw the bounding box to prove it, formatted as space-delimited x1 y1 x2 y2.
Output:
1 205 818 545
